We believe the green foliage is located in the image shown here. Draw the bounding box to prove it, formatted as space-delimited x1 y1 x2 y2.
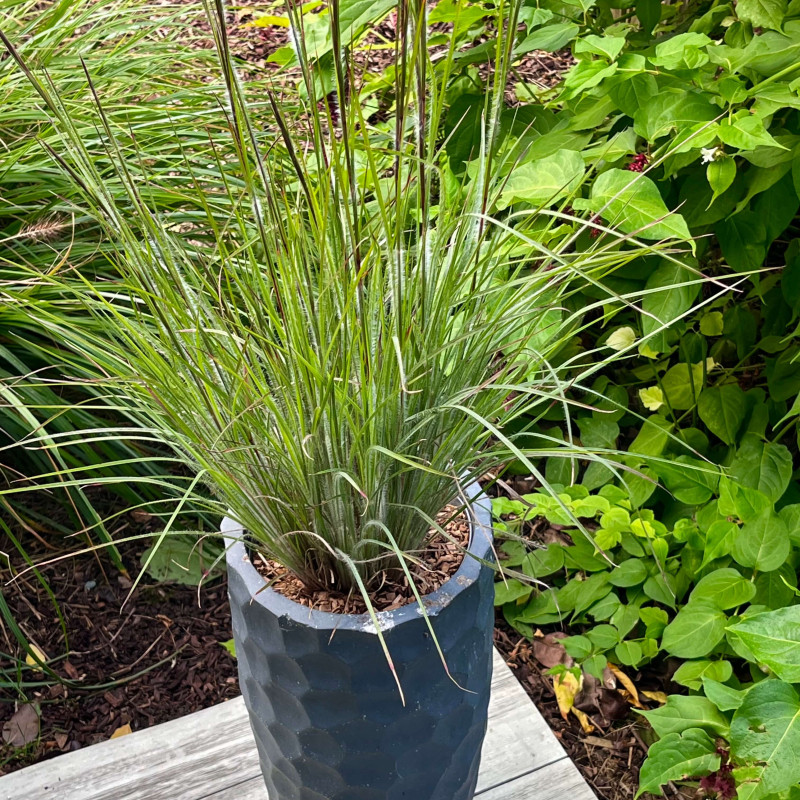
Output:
493 470 800 799
3 0 682 601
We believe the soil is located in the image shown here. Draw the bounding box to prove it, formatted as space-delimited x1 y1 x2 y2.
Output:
254 506 471 614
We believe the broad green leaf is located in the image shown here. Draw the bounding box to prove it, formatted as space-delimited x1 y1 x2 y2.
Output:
779 503 800 545
612 602 642 637
662 602 727 657
563 59 617 96
522 544 566 579
615 640 644 666
729 434 793 502
338 0 396 41
589 169 691 240
429 0 487 33
220 639 237 658
628 415 672 456
579 415 620 448
716 212 767 271
727 607 800 682
650 32 713 70
587 624 620 650
516 589 561 623
515 22 580 55
731 508 790 572
609 559 649 587
718 112 784 150
707 158 737 204
644 572 680 607
753 563 797 609
702 677 747 711
672 659 733 690
730 680 800 797
640 606 669 638
718 478 771 522
699 311 724 336
653 454 719 505
697 384 747 445
633 90 716 141
641 261 701 350
639 386 664 411
588 592 622 622
736 0 788 30
661 362 706 410
640 694 730 737
689 568 757 609
141 537 224 586
637 728 720 798
574 34 626 61
498 149 585 209
607 326 636 351
563 635 593 659
495 579 533 605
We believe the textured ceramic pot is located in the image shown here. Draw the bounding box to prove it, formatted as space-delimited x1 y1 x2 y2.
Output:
222 481 495 800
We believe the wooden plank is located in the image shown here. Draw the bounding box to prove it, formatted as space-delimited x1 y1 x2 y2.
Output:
477 757 596 800
0 650 574 800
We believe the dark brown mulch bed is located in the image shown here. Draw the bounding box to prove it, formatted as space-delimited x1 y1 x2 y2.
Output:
0 506 238 775
1 494 645 800
494 621 648 800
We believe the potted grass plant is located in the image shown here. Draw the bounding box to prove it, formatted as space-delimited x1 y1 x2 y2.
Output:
2 0 691 796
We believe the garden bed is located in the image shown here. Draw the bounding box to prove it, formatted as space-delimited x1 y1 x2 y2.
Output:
0 508 237 774
0 494 642 800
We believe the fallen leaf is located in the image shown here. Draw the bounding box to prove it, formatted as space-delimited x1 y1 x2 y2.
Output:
584 735 616 749
608 663 644 709
130 510 153 523
220 639 237 658
553 671 582 720
642 690 669 705
110 724 132 739
533 632 572 669
571 706 595 733
62 660 79 680
25 644 47 672
55 732 69 750
576 672 630 721
2 704 39 747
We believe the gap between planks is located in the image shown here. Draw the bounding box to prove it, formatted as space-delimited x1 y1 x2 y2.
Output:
0 649 597 800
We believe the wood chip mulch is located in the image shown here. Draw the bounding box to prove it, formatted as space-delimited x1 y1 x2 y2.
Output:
0 503 238 776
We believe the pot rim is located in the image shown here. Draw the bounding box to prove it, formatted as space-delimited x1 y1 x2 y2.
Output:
222 480 493 632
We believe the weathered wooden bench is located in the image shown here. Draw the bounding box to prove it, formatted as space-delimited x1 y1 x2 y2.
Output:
0 650 596 800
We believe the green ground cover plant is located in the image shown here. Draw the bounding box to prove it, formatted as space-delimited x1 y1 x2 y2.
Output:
494 471 800 800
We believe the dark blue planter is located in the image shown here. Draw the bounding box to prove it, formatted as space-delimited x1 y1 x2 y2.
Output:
223 482 495 800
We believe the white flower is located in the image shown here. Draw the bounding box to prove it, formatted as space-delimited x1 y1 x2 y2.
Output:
701 146 720 164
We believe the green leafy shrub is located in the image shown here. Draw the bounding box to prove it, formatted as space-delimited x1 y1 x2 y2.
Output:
494 465 800 798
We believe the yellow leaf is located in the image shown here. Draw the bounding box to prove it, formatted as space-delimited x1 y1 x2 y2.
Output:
553 671 582 720
571 707 595 734
607 327 636 352
638 386 664 411
642 690 668 705
608 663 644 709
110 724 132 739
251 14 290 26
25 644 47 672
